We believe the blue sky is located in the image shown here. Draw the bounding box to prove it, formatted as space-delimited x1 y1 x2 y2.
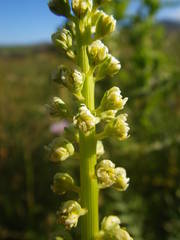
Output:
0 0 180 45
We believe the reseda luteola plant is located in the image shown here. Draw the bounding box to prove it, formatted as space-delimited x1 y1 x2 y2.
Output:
47 0 133 239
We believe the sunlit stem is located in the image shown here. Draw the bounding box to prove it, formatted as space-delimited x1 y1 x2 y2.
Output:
76 21 99 240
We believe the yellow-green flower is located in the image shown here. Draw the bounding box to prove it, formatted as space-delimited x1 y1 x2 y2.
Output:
57 200 87 229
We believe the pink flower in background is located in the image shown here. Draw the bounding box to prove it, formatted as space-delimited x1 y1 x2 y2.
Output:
50 120 69 135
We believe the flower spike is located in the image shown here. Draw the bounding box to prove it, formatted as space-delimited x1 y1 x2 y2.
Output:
47 0 133 238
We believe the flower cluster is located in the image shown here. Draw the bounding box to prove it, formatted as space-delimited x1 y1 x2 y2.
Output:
96 160 129 190
47 0 133 238
73 104 99 135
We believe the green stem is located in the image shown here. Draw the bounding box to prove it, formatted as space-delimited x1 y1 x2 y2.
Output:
77 26 99 240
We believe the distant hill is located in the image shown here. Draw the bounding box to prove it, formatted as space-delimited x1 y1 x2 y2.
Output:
160 20 180 32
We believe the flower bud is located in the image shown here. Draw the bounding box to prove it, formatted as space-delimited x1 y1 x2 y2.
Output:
47 138 74 162
52 28 72 51
52 29 75 58
72 69 84 93
101 215 121 232
72 0 92 18
51 173 76 195
98 87 128 112
119 229 134 240
55 237 63 240
57 200 87 229
88 40 108 66
51 66 84 100
96 141 105 159
106 54 121 76
104 114 130 141
99 216 133 240
95 11 116 38
52 143 74 162
99 110 117 122
113 167 129 191
96 160 116 188
73 104 99 135
48 0 70 17
47 97 69 118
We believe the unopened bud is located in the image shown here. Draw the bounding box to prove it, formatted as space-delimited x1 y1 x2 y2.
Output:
57 200 87 229
96 160 116 188
55 237 63 240
96 141 105 159
98 87 128 114
119 229 134 240
48 0 70 17
99 215 133 240
52 66 84 100
72 0 92 18
52 29 75 58
73 104 99 135
106 54 121 76
96 11 116 38
47 138 74 162
47 97 69 118
104 114 130 141
51 173 75 195
72 69 84 93
101 215 121 232
88 40 108 66
113 167 129 191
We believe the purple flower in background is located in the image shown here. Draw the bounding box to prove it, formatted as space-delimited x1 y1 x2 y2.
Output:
50 120 69 135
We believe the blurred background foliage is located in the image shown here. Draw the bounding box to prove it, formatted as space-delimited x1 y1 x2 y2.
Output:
0 0 180 239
